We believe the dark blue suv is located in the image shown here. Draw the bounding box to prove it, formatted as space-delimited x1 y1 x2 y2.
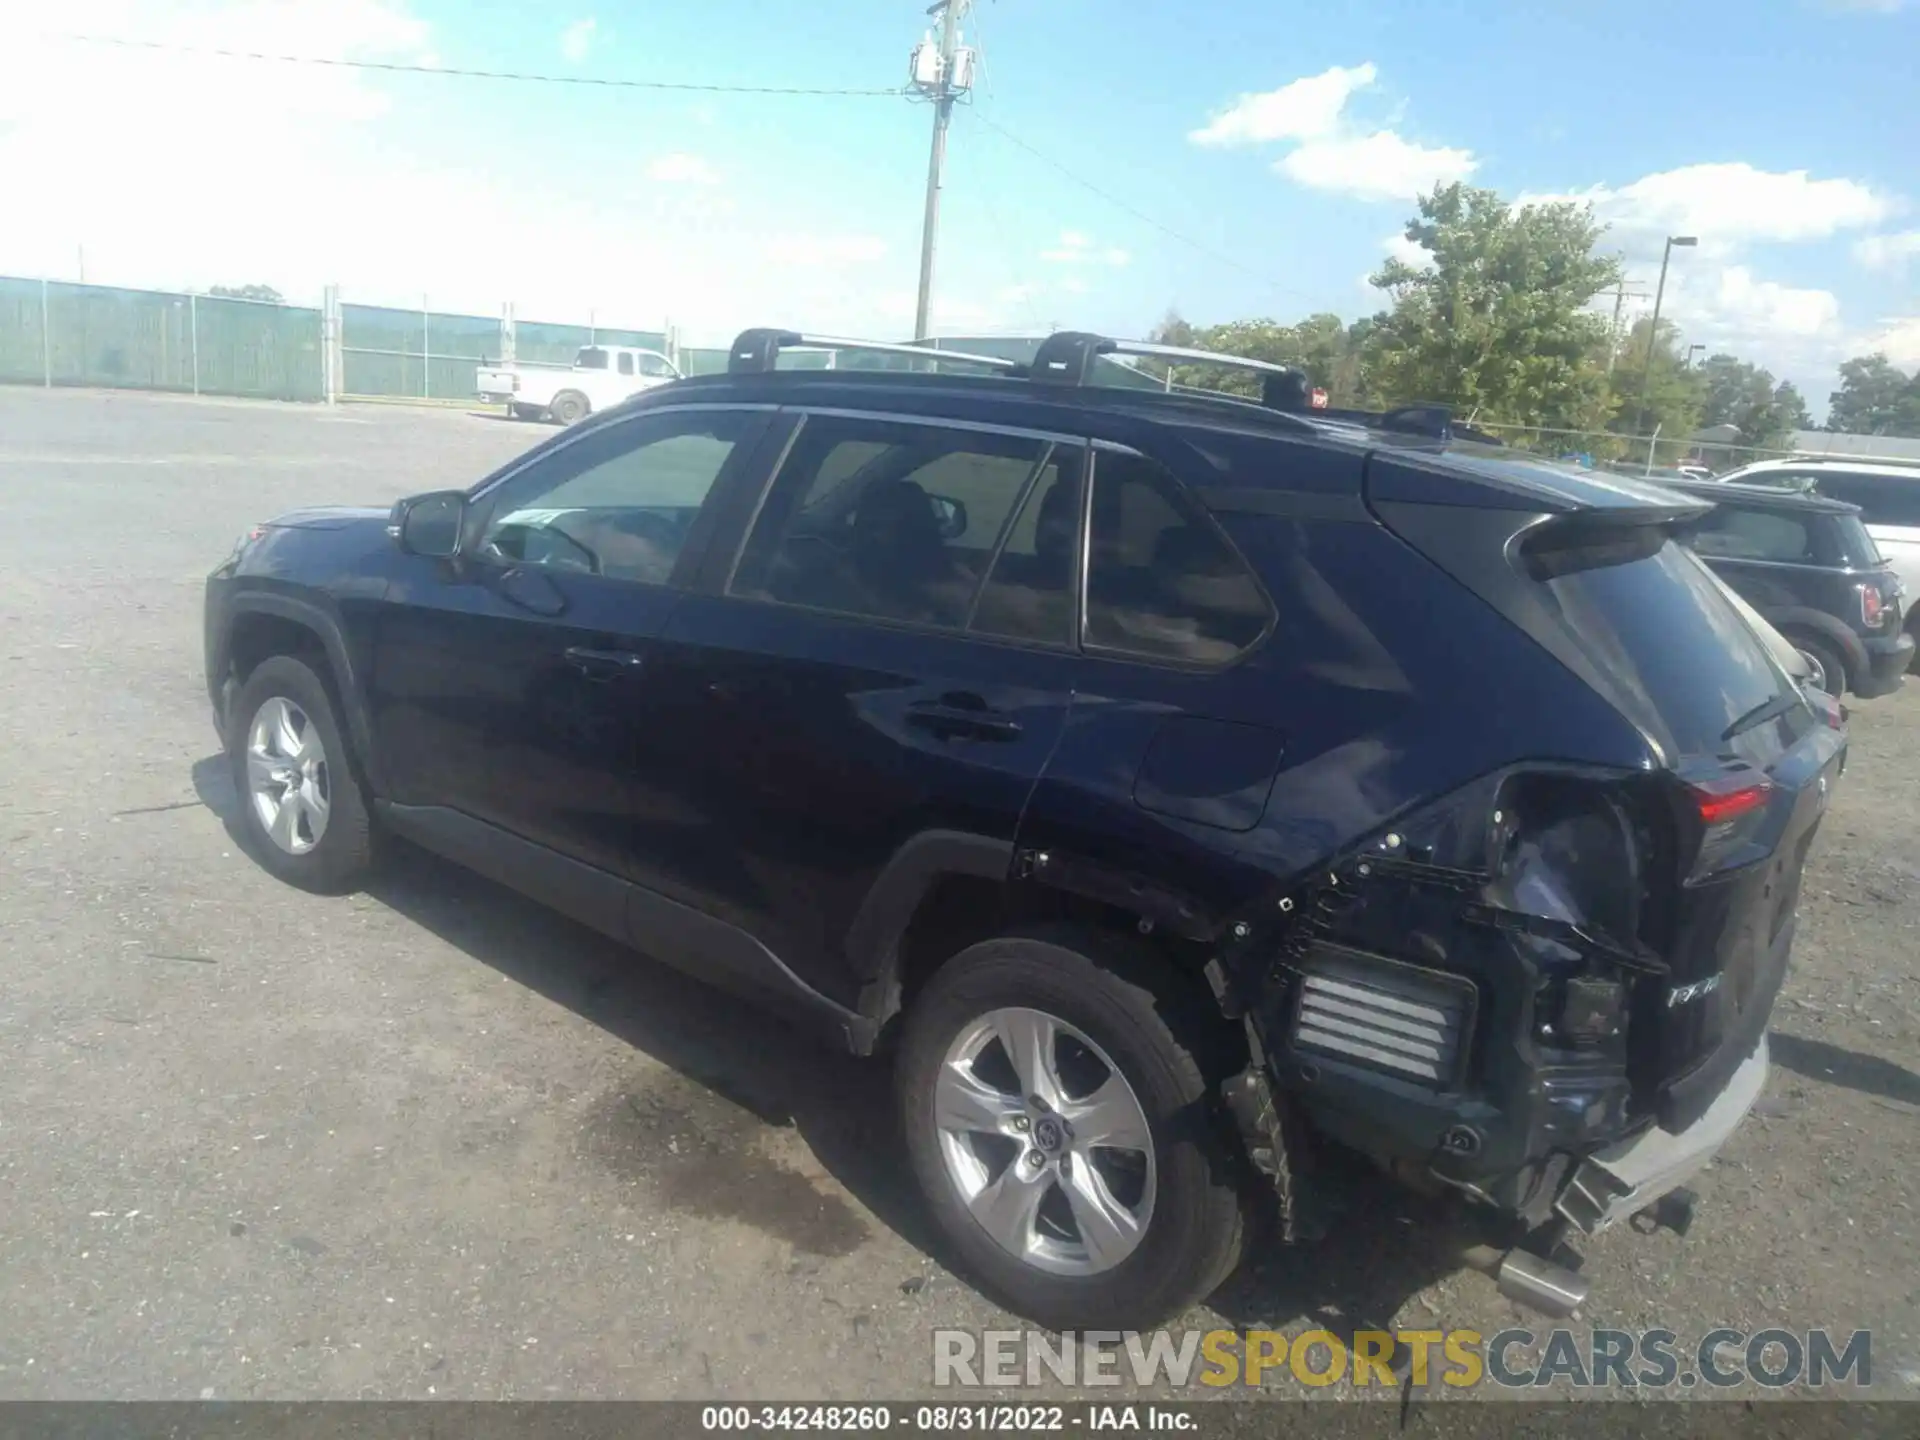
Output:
205 330 1846 1331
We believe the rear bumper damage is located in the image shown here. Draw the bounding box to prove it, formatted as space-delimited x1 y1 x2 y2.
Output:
1555 1035 1768 1235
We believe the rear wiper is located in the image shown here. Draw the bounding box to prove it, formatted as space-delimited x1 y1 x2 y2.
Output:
1723 689 1801 741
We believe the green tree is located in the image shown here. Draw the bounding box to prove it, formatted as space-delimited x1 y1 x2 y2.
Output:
1828 353 1920 436
208 283 284 304
1607 317 1706 457
1696 353 1810 451
1364 183 1621 432
1144 313 1373 406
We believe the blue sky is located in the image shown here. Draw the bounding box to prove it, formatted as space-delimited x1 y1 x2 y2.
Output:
4 0 1918 410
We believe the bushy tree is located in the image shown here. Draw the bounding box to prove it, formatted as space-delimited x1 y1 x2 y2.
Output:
1364 183 1620 432
1828 354 1920 437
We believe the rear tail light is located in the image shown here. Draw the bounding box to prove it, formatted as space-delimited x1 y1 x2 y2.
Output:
1689 776 1771 825
1676 769 1776 878
1859 583 1887 628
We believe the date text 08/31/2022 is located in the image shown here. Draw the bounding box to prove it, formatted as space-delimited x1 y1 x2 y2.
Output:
701 1406 1193 1432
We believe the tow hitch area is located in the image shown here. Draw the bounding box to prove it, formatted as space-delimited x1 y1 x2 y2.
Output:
1631 1186 1697 1237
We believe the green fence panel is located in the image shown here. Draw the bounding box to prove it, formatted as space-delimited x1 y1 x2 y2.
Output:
0 276 49 385
191 294 324 401
0 276 320 400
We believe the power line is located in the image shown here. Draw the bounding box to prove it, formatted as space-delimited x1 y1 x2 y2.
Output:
38 32 905 97
964 107 1315 306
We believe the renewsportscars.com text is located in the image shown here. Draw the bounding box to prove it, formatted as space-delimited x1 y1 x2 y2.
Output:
932 1327 1873 1391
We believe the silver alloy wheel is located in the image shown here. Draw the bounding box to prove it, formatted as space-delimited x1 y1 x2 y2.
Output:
245 696 331 856
934 1006 1156 1277
1795 648 1831 692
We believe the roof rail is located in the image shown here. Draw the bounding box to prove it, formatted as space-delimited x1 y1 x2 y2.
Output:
727 328 1022 375
721 325 1462 441
1027 330 1458 438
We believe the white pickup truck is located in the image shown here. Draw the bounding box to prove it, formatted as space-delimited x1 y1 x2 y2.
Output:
477 345 683 425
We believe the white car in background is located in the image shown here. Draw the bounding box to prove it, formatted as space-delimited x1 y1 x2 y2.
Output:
476 344 682 425
1716 458 1920 660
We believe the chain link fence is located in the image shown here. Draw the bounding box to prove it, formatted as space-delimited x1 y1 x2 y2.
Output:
0 274 673 406
1464 420 1801 476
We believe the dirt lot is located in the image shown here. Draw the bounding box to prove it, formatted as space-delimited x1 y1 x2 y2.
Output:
0 386 1915 1402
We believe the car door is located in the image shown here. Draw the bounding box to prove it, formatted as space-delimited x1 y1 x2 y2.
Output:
367 404 775 879
623 409 1089 1009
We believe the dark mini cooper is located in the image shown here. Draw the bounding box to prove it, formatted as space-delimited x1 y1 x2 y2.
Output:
205 329 1846 1330
1667 478 1910 699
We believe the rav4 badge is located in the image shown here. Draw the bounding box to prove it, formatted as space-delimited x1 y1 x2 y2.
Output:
1667 974 1723 1008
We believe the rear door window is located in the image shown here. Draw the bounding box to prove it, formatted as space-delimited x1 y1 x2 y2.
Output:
729 414 1063 634
1083 451 1272 664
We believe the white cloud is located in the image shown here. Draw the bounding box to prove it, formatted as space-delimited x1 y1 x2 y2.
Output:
1381 233 1432 269
1279 132 1478 203
646 153 720 186
1192 63 1478 206
1860 316 1920 367
558 17 597 64
1189 63 1377 146
1854 230 1920 273
1039 232 1130 266
1692 266 1841 340
1542 163 1891 248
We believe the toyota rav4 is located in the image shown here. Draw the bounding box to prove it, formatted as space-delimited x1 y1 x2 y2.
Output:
204 329 1845 1331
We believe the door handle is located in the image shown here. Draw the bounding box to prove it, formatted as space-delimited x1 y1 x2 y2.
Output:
905 701 1023 742
563 646 646 679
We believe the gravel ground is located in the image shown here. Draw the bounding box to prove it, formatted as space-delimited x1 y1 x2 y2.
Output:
0 386 1914 1404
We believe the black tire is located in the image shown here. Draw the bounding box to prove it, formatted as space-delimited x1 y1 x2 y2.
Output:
226 655 374 893
898 926 1247 1332
550 390 589 425
1790 634 1849 697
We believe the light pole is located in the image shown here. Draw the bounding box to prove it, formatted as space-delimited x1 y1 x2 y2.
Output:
1685 343 1706 369
1636 234 1697 434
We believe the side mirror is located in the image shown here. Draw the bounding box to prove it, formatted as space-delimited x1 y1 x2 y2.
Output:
928 493 968 542
390 491 467 557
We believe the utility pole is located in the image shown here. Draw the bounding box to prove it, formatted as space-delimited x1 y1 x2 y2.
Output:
1603 279 1650 375
910 0 973 341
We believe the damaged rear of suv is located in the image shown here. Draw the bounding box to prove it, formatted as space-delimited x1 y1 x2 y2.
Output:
886 334 1846 1330
206 328 1844 1335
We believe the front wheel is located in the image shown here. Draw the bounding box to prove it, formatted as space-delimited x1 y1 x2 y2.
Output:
898 928 1246 1332
227 656 374 892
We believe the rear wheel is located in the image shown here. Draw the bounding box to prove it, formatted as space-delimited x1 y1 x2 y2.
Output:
898 927 1246 1331
550 390 589 425
1791 635 1849 696
227 656 373 892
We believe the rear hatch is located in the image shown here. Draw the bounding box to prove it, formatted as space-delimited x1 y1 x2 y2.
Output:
1367 448 1847 1128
